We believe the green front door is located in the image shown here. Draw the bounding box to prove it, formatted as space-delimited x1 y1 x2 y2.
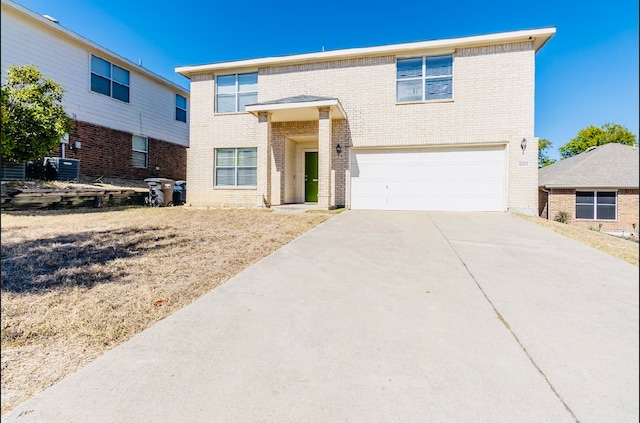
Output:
305 152 318 202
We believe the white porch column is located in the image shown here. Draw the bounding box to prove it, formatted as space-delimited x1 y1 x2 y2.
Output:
318 107 332 209
256 112 271 207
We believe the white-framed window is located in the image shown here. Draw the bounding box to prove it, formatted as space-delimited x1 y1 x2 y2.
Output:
215 148 257 186
576 191 616 220
176 94 187 122
132 135 148 168
396 55 453 102
91 55 130 102
215 73 258 113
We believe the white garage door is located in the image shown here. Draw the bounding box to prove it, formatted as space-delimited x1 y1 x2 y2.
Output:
350 146 506 211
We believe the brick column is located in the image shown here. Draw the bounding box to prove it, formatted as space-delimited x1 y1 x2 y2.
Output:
318 107 332 209
256 112 271 207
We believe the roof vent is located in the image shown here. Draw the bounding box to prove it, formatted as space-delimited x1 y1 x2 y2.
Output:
42 14 59 24
585 146 598 152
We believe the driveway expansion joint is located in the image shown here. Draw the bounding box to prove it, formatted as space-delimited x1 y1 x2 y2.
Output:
426 212 581 423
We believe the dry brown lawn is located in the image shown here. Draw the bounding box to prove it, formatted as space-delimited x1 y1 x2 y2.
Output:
2 206 637 415
515 214 639 266
0 207 329 414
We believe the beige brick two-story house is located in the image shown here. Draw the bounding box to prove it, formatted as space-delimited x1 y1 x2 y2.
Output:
176 27 555 211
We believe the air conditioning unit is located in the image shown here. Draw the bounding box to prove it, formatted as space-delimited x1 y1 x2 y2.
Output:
1 162 26 180
43 157 80 181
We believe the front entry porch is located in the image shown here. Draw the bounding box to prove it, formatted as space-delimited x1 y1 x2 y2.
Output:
246 95 347 210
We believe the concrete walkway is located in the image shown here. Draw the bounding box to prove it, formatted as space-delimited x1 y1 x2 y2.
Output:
4 211 638 422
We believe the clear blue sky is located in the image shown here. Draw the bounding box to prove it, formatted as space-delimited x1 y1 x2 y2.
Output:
13 0 640 161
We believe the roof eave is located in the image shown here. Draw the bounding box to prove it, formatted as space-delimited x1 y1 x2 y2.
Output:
176 27 556 78
2 0 189 95
245 98 347 122
540 184 640 189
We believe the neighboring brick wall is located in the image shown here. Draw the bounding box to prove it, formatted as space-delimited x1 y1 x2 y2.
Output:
616 189 639 232
60 121 186 181
547 188 639 232
187 41 537 210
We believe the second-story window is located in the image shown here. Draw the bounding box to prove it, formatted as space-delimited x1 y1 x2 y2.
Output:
91 55 130 102
215 73 257 113
396 55 453 102
176 94 187 122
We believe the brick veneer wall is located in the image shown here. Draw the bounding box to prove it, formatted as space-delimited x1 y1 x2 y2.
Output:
547 188 639 232
59 121 186 181
187 41 537 209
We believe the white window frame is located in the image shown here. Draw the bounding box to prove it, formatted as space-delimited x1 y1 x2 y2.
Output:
132 135 148 169
396 55 453 102
175 94 187 122
215 73 258 113
214 148 257 187
575 191 617 220
90 54 130 103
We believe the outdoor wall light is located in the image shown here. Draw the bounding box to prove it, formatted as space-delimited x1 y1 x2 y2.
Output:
155 165 160 171
336 144 342 155
520 138 527 155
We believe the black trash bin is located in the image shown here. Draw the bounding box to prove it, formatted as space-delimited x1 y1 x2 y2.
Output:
144 178 175 207
172 180 186 206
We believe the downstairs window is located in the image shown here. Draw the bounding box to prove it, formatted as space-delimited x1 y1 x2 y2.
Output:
215 148 257 186
575 191 616 220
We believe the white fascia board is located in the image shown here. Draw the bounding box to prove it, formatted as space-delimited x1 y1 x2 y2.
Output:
246 99 337 112
246 99 346 119
542 184 639 189
176 27 556 78
2 0 189 96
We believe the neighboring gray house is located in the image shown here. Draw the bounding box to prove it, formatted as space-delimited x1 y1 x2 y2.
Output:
1 0 189 181
539 143 639 233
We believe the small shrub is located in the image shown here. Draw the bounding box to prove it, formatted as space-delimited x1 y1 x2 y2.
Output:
554 211 571 224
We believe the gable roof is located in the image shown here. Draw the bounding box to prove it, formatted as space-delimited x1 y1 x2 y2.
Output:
248 95 338 106
539 143 639 189
176 27 556 78
245 95 346 122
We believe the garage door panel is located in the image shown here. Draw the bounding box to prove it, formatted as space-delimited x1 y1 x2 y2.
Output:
350 147 506 211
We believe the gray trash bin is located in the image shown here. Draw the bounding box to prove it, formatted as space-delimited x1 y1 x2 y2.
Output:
144 178 175 207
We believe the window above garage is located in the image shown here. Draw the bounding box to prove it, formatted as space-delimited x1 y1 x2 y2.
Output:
396 55 453 102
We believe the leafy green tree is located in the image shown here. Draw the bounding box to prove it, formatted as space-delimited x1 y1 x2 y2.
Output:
538 138 556 168
1 65 72 163
559 123 637 159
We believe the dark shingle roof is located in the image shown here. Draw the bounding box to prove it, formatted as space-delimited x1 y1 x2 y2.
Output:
539 143 639 188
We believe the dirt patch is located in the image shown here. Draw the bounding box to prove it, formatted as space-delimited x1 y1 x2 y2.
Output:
515 214 639 266
0 207 329 413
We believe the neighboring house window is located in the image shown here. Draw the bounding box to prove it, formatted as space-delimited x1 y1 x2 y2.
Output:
216 73 258 113
575 191 616 220
215 148 257 186
396 55 453 102
176 94 187 122
91 55 130 102
132 135 148 168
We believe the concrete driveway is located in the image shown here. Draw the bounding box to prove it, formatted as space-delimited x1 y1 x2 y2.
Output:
4 211 638 422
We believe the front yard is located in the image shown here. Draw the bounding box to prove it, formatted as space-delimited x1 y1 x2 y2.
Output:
0 207 329 414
